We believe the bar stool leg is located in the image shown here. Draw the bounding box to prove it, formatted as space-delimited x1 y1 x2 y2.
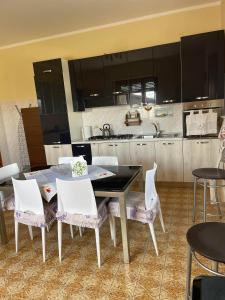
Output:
192 177 197 223
186 246 192 300
215 189 223 219
203 180 207 222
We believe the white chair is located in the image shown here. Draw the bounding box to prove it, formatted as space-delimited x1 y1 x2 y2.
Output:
0 163 19 210
92 156 118 166
56 178 113 267
108 163 165 256
58 157 75 164
12 178 56 262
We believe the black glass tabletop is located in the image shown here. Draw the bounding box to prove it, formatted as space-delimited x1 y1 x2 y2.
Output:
0 165 142 193
91 165 141 192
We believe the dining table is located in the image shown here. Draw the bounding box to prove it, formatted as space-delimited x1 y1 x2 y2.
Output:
0 164 143 264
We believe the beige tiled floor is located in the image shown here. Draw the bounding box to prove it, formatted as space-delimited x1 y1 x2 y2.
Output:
0 186 224 299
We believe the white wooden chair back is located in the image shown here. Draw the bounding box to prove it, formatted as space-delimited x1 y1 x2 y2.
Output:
12 178 44 214
0 163 19 181
145 163 158 210
56 178 98 216
58 157 75 164
92 156 118 166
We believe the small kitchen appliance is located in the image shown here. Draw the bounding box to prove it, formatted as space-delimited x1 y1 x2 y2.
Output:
100 124 111 137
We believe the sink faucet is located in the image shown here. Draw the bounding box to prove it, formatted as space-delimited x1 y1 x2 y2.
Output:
151 122 161 138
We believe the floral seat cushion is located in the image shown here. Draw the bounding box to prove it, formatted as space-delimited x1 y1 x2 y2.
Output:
108 192 159 224
14 200 57 228
56 197 108 229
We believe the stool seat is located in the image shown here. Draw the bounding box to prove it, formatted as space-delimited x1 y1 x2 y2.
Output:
187 222 225 263
192 168 225 180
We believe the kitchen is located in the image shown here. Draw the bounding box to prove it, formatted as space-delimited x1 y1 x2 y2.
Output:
0 1 225 299
30 30 223 184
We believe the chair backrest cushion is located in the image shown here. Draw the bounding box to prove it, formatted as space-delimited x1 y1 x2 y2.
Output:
56 178 98 216
92 156 118 166
58 157 75 164
12 178 44 214
0 163 19 181
145 163 158 210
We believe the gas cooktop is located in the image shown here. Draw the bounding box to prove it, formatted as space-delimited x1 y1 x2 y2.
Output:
88 134 136 141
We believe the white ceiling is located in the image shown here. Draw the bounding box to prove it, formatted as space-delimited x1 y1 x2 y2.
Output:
0 0 219 47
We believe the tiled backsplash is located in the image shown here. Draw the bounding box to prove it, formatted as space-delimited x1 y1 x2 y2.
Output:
81 103 183 136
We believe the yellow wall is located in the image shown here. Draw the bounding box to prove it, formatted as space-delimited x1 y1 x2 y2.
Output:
222 0 225 28
0 4 222 103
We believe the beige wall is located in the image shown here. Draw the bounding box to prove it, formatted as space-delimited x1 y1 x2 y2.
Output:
0 4 222 103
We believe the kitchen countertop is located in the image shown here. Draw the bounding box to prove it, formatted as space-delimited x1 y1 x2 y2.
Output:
71 137 211 144
71 136 220 144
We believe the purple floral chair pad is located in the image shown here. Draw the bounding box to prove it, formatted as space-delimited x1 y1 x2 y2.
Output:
56 197 108 229
108 192 159 224
15 201 57 228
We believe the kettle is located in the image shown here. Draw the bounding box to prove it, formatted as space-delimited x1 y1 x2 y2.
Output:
100 123 111 137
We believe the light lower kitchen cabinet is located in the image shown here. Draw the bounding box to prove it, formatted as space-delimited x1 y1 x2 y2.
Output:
155 141 183 182
130 142 156 177
183 139 221 182
91 143 100 157
99 142 130 165
44 144 72 165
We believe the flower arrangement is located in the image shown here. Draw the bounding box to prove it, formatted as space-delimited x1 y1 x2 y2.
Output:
71 156 88 177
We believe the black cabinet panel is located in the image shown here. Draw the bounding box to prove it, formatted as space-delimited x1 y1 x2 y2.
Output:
80 56 108 108
33 59 63 76
33 59 71 144
40 113 71 145
127 48 156 106
181 30 224 102
153 42 181 105
103 52 129 106
68 60 85 111
72 144 92 164
33 59 67 114
127 48 154 79
34 73 67 114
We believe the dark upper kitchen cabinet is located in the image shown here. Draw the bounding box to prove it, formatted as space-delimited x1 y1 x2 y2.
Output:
68 60 85 111
33 59 71 144
127 48 156 106
181 30 224 102
103 52 129 106
153 42 181 105
80 56 107 108
33 59 67 114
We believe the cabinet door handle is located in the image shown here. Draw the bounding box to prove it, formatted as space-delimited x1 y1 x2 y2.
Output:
76 145 85 148
162 99 174 103
114 144 118 146
167 142 174 145
52 146 60 148
42 69 52 73
53 141 61 144
108 144 114 146
162 143 167 145
200 141 209 144
137 143 146 146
